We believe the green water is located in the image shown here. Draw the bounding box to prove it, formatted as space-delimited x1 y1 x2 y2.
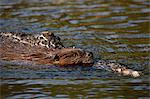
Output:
0 0 149 98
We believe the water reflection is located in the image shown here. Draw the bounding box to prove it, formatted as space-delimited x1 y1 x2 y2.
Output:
0 0 149 98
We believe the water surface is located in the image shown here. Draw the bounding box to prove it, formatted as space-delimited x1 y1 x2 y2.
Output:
0 0 150 98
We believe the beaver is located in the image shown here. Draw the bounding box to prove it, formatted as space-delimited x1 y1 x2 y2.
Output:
0 31 141 77
0 31 93 66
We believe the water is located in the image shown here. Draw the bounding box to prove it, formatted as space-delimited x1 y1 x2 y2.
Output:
0 0 149 98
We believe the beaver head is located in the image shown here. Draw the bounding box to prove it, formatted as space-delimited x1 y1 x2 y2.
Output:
52 48 94 66
0 32 93 66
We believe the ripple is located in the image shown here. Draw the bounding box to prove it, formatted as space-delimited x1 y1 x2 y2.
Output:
0 0 149 98
117 34 150 38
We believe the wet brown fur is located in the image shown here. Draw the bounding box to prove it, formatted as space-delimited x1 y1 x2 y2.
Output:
0 33 93 66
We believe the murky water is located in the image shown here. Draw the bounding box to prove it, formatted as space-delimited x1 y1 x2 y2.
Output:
0 0 150 98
